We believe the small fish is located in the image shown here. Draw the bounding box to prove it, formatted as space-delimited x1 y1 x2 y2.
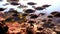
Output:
7 0 19 2
42 5 51 8
12 14 18 17
18 5 27 8
54 13 60 17
47 15 53 18
8 8 18 14
50 11 59 15
10 2 19 5
0 8 6 11
27 2 37 5
13 17 20 21
42 19 47 22
49 23 55 28
48 19 52 21
34 7 45 10
22 13 28 16
40 13 46 15
5 18 14 22
28 21 35 26
24 9 35 13
30 14 38 19
28 21 35 24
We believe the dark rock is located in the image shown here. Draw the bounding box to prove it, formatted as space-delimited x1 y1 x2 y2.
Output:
0 23 8 34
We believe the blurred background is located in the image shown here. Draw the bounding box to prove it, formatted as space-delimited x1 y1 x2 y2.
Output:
0 0 60 14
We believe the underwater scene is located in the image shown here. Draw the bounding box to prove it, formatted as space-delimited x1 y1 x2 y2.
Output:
0 0 60 34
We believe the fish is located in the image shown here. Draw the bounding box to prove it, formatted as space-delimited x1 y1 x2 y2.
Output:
42 19 47 22
40 13 46 15
30 14 38 19
10 2 19 5
8 8 18 14
50 11 59 15
42 5 51 8
28 21 35 24
47 15 53 18
54 13 60 17
24 9 35 13
0 8 6 11
34 7 45 10
27 2 37 5
18 5 27 8
5 17 14 22
7 0 19 2
12 14 18 17
28 21 34 26
48 19 52 22
22 13 28 16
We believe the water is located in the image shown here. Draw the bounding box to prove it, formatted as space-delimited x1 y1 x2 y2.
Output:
0 0 60 14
